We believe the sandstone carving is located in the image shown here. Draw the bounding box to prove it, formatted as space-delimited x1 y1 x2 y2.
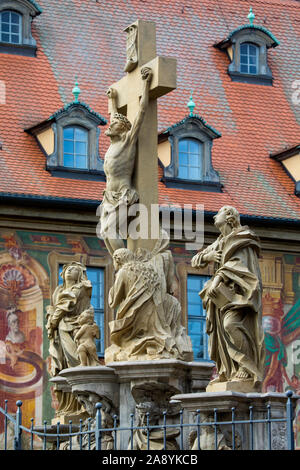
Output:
99 66 153 256
74 307 100 367
130 400 179 451
124 24 138 73
46 262 96 419
191 206 265 392
105 230 193 363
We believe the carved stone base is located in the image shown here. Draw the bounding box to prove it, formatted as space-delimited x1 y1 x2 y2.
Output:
172 391 300 450
58 360 214 450
107 359 214 450
49 376 88 425
206 379 261 394
59 365 119 450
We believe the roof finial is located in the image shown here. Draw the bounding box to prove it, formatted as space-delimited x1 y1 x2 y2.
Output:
72 76 81 103
187 91 195 116
248 7 255 26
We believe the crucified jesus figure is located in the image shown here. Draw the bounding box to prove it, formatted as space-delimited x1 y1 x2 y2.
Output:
99 66 153 256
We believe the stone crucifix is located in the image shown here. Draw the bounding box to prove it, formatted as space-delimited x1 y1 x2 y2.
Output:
100 20 176 255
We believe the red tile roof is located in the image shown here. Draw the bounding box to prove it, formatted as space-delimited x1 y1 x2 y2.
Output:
0 0 299 220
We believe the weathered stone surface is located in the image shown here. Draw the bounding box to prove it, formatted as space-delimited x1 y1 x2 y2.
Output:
46 262 99 422
172 391 300 450
191 206 265 393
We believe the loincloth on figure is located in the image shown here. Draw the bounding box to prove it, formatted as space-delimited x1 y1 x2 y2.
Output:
99 187 139 239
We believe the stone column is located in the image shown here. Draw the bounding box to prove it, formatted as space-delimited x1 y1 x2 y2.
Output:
107 359 214 450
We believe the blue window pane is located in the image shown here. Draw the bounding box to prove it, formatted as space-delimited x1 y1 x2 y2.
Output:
189 291 202 305
249 66 257 75
189 153 199 167
240 43 247 54
179 139 188 152
2 23 9 32
11 24 19 33
249 55 256 65
188 276 201 290
75 127 88 141
64 140 74 153
63 127 74 139
1 33 9 42
179 152 188 166
11 34 19 44
240 54 248 64
178 165 188 179
187 274 211 361
75 141 87 156
240 64 248 73
75 155 88 169
249 44 257 55
63 154 74 167
1 12 10 22
188 320 201 334
188 140 200 154
11 13 20 24
188 304 202 316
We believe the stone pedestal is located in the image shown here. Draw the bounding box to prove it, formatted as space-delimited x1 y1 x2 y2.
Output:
49 375 88 425
172 391 300 450
58 360 213 450
106 359 214 450
206 379 261 393
59 365 119 450
59 365 119 410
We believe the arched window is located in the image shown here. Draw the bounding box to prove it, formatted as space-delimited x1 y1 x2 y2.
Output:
240 42 259 75
178 138 203 180
63 126 88 169
0 10 22 44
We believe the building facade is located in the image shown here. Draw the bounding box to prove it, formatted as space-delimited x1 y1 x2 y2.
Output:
0 0 299 446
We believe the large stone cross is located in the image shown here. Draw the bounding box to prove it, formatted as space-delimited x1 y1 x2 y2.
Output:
108 20 176 252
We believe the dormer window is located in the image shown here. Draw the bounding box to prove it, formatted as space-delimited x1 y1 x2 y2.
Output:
270 144 300 197
0 1 42 56
0 10 22 44
26 81 107 180
159 94 222 192
215 8 280 86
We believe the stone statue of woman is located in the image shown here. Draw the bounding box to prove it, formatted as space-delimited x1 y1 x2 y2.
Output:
46 262 93 375
46 262 93 421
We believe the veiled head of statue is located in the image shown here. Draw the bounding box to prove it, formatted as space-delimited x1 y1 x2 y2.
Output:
61 262 87 286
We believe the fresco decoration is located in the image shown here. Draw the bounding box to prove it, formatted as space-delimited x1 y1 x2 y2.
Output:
0 229 109 435
0 233 48 435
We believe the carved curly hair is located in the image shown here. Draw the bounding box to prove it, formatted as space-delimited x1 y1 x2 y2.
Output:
113 113 132 131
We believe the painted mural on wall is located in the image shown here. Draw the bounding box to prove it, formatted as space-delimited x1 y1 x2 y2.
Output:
0 229 108 442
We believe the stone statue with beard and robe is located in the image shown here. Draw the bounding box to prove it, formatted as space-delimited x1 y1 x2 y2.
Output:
191 206 265 392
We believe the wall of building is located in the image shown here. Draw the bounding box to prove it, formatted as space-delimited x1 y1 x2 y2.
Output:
0 227 299 444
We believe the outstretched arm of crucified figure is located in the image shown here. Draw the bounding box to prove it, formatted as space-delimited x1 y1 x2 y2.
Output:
129 66 153 143
106 87 118 123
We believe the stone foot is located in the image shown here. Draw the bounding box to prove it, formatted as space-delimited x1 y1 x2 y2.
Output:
232 367 251 381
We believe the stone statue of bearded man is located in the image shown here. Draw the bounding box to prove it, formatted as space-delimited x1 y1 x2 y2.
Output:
191 206 265 392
